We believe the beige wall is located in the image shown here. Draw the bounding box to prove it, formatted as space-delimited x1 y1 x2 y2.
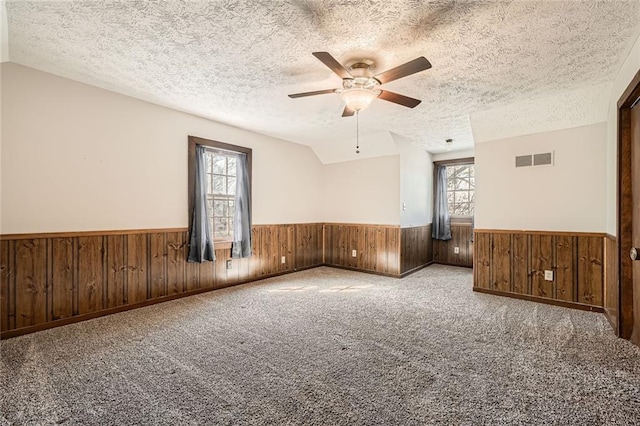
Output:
1 63 324 233
396 134 432 227
475 123 607 232
606 32 640 236
2 62 621 235
1 63 406 234
321 155 401 225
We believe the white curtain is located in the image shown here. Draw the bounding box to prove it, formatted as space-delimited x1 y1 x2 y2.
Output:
432 165 452 241
231 153 252 258
188 145 215 262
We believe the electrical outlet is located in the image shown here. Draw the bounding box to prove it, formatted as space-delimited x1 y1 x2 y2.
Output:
352 249 357 257
281 256 286 264
544 270 554 281
454 247 460 254
226 260 232 269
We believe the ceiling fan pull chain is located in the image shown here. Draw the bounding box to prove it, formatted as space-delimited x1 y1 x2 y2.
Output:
356 111 360 154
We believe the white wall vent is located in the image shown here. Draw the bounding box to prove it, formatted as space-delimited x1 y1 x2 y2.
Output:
515 155 532 167
516 152 554 168
533 152 553 166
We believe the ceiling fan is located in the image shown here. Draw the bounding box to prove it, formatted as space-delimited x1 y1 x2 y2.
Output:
288 52 432 117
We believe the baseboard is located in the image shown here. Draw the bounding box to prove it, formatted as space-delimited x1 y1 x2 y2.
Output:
433 261 472 269
1 262 419 339
1 265 324 340
399 261 434 277
324 262 437 278
2 261 464 339
321 264 402 278
473 287 604 313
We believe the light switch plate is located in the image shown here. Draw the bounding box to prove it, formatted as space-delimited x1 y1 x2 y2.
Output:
544 270 553 281
226 260 232 269
352 250 357 257
454 247 460 254
281 256 286 264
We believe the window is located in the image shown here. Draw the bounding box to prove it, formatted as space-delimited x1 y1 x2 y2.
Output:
205 150 237 240
188 136 252 244
446 164 474 217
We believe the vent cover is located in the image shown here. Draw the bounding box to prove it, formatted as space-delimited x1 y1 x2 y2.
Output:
534 152 553 166
515 155 532 168
515 152 554 168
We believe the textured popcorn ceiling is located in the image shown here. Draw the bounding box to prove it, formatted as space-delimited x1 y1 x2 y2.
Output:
5 1 640 156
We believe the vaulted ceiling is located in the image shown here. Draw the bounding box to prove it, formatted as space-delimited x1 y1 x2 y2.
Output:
4 1 640 156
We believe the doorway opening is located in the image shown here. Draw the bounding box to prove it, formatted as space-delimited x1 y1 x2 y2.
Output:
616 69 640 345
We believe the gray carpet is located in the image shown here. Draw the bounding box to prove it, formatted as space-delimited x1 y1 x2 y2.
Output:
2 265 640 425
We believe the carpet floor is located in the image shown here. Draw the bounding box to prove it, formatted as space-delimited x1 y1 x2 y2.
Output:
1 265 640 425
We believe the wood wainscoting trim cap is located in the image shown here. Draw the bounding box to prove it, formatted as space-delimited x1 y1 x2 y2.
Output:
1 228 190 240
473 229 607 238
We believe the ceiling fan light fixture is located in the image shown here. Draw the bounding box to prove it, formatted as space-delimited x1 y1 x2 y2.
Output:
289 52 431 115
340 88 379 112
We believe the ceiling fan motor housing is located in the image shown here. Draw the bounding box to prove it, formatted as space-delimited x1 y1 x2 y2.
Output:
349 62 374 78
341 63 380 95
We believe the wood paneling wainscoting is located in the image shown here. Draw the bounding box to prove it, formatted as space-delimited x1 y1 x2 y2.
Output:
322 224 434 276
323 224 402 276
473 229 606 311
0 224 324 338
400 225 433 275
433 223 473 267
2 222 435 338
3 223 616 337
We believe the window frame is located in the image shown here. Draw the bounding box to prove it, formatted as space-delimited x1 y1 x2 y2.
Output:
206 149 239 241
188 136 252 248
433 157 475 224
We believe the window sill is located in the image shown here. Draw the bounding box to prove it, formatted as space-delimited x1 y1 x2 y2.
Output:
450 217 474 226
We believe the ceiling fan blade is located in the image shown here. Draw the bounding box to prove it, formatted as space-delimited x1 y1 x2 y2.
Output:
288 89 337 98
312 52 352 79
342 106 355 117
378 90 422 108
374 57 432 84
